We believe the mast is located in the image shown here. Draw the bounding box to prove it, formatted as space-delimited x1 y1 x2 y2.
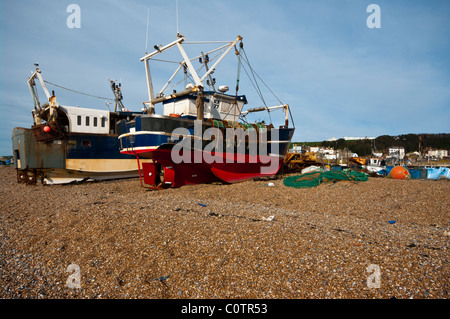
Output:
140 36 186 113
196 88 204 121
27 64 56 125
140 35 242 99
144 58 155 114
109 80 126 112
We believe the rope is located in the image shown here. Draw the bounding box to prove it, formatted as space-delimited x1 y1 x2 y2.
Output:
43 80 114 101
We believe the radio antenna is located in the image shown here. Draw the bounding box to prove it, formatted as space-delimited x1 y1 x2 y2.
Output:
176 0 179 35
145 8 150 53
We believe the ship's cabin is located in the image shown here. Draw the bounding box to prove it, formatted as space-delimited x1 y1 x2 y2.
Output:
162 90 247 122
36 105 139 136
57 105 111 134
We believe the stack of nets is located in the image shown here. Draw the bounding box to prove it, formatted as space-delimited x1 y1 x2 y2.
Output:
283 170 368 188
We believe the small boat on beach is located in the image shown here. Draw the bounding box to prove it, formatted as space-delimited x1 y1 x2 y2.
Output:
365 158 386 176
349 157 386 176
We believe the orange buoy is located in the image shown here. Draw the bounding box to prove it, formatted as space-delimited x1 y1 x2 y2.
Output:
43 125 51 133
388 166 411 180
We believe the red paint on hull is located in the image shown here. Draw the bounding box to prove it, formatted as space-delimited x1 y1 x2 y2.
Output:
121 148 283 188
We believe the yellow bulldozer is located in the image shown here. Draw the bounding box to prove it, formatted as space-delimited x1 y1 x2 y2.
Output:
282 152 322 173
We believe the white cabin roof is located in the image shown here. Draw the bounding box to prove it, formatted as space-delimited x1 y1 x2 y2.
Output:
162 92 247 122
58 105 110 134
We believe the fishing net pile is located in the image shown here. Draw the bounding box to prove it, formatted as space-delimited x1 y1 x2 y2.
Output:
283 170 368 188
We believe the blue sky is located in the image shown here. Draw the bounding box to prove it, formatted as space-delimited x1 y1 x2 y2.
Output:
1 0 449 155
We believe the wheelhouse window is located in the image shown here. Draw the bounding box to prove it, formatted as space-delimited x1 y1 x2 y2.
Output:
85 116 90 126
77 115 82 125
93 117 98 127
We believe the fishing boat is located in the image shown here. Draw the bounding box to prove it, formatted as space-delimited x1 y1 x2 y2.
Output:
365 158 386 176
117 34 295 189
12 65 143 184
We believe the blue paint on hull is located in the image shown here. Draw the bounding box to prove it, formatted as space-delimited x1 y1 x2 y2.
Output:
67 134 136 160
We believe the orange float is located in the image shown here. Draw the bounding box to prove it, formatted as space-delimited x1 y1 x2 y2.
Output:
388 166 411 180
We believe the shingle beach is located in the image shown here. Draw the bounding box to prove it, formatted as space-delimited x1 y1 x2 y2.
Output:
1 166 448 299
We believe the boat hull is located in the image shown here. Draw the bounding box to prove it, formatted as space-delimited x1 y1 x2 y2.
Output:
12 127 141 185
118 115 294 188
126 148 285 189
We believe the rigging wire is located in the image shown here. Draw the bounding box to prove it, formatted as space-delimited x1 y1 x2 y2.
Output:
161 46 227 94
239 54 272 123
141 37 293 126
238 47 295 126
241 49 267 108
43 80 114 101
241 48 284 105
249 64 284 105
238 62 262 103
220 43 244 122
241 53 295 127
149 58 180 64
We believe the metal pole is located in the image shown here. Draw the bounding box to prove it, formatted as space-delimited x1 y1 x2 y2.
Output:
200 36 242 83
35 70 51 101
196 88 204 121
177 42 203 87
140 37 185 62
144 59 155 113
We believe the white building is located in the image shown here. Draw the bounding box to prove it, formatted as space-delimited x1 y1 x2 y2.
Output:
372 152 383 158
327 136 375 141
342 136 376 141
388 147 405 159
427 149 448 159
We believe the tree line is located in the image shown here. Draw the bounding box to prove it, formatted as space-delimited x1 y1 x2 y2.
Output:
297 133 450 157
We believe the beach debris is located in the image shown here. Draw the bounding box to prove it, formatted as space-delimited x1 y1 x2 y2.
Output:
301 165 322 175
267 182 274 187
261 215 275 221
426 167 450 180
198 203 207 207
388 220 396 224
155 275 170 282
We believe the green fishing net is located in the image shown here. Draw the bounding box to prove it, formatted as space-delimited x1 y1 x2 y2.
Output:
283 170 368 188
